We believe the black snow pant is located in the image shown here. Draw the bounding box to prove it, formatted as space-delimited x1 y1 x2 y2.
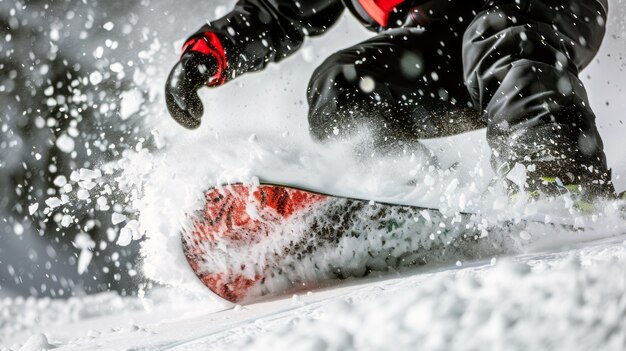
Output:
307 0 613 195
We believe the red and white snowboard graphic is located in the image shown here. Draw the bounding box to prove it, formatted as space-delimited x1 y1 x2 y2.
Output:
181 184 328 302
180 183 505 304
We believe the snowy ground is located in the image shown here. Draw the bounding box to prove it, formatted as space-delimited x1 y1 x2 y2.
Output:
2 0 626 350
4 234 626 350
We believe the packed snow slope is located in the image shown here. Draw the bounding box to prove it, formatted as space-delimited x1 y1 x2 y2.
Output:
3 235 626 350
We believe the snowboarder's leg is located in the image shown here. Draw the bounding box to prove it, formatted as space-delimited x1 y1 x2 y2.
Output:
463 0 614 197
307 26 484 145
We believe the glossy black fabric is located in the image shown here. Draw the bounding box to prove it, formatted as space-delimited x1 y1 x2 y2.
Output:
463 0 611 190
193 0 612 191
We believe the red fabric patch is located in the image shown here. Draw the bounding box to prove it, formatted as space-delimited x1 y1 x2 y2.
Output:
181 32 227 86
357 0 405 27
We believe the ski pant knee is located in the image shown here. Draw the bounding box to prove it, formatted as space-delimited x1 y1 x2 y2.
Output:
307 28 480 143
306 46 395 142
462 0 611 188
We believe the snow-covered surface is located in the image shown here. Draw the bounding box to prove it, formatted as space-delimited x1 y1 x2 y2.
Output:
3 235 626 350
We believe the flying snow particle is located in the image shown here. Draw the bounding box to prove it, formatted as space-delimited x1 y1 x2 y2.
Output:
97 196 108 208
89 71 103 85
94 46 104 59
77 250 93 275
45 197 63 209
126 220 142 240
506 163 527 187
400 52 423 78
74 232 95 251
110 62 124 73
70 170 80 182
578 133 598 156
78 181 96 190
13 222 24 236
55 134 75 153
79 168 102 180
53 175 67 187
44 86 54 96
120 90 144 120
61 214 73 227
28 203 39 215
50 28 60 41
117 227 132 246
77 189 89 200
359 76 375 93
103 21 114 31
107 228 117 242
74 233 95 275
112 213 127 225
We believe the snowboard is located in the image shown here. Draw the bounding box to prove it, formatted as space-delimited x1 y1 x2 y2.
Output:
181 182 566 304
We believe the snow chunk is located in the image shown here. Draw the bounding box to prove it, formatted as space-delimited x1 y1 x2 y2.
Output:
506 163 527 187
70 170 80 182
77 250 93 275
61 214 73 227
77 189 89 200
79 168 102 180
28 203 39 215
45 197 63 209
103 21 114 31
78 181 96 190
112 213 127 225
19 333 54 351
117 220 141 247
74 232 94 250
120 90 143 120
116 228 132 247
73 233 95 275
97 196 108 208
